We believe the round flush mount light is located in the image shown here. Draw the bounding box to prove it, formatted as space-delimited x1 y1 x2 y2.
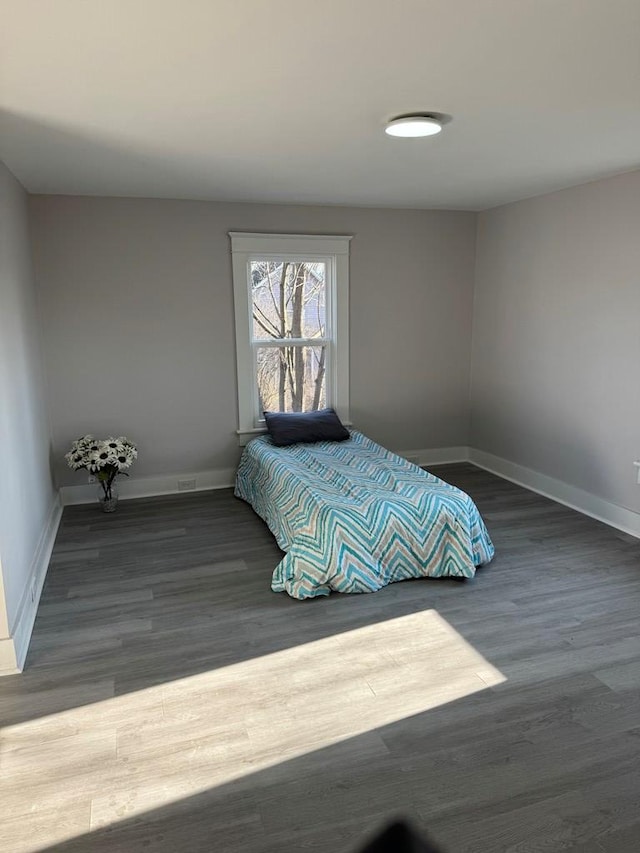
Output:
384 114 443 138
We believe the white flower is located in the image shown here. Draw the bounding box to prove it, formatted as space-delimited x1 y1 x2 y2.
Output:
65 450 86 470
66 434 137 475
87 453 102 474
65 436 96 470
117 437 138 459
114 449 134 471
74 435 96 453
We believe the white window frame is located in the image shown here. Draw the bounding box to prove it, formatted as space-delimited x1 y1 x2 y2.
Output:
230 233 351 444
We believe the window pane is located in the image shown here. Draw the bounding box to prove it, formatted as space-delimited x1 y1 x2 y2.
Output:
250 261 326 341
256 345 327 413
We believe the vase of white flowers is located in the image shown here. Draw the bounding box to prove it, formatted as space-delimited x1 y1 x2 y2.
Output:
65 435 138 512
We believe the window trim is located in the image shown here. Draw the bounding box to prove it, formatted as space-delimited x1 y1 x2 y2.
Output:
230 233 351 444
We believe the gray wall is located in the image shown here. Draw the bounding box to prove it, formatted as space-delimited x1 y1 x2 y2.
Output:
471 170 640 512
29 197 477 487
0 162 56 636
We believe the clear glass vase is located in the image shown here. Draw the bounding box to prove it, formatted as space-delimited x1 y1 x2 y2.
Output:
97 480 119 513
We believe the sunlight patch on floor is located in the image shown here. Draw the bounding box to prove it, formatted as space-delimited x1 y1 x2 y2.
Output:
1 610 505 852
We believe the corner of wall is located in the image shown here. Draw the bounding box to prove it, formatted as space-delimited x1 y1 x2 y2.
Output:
467 209 483 447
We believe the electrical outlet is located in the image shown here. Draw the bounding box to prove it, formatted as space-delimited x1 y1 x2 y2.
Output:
634 461 640 485
178 478 197 492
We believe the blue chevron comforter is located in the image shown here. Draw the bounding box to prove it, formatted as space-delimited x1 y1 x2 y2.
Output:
234 430 494 599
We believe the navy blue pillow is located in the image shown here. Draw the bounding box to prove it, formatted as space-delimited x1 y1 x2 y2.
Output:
263 408 350 447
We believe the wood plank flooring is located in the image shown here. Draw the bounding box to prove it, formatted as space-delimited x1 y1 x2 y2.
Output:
0 464 639 853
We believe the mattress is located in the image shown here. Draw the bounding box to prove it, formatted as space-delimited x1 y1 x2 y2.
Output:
234 430 494 599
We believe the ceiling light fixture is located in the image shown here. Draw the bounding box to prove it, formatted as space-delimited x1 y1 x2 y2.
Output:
384 114 443 138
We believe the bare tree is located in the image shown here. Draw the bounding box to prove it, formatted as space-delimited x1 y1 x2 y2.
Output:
252 261 326 412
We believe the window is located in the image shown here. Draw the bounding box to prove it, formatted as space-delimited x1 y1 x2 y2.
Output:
230 233 351 442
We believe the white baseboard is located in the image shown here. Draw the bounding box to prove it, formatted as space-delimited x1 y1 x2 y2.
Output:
469 448 640 540
60 467 237 506
0 638 19 675
398 445 639 539
0 493 63 675
397 446 470 466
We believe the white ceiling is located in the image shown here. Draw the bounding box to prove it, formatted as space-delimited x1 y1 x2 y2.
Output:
2 0 639 210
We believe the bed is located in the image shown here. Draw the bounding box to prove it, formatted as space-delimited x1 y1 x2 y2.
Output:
234 430 494 599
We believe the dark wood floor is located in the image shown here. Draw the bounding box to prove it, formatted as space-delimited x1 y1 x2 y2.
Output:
1 464 639 853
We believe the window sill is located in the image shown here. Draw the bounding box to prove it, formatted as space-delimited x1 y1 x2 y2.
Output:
236 427 267 447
